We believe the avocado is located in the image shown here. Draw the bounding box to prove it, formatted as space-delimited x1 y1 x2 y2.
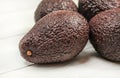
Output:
78 0 120 20
89 8 120 61
35 0 78 22
19 10 89 64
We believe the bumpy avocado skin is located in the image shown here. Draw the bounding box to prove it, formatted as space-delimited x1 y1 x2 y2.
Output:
35 0 78 22
78 0 120 20
19 10 89 64
89 8 120 62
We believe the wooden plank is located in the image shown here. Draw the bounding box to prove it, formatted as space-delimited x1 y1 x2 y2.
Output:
0 35 32 74
0 0 40 39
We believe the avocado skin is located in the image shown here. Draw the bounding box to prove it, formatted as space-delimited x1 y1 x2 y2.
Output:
78 0 120 20
89 8 120 62
19 10 89 64
35 0 78 22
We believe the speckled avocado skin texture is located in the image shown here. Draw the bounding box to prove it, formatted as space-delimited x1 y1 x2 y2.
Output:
89 8 120 62
35 0 78 22
19 10 89 64
79 0 120 20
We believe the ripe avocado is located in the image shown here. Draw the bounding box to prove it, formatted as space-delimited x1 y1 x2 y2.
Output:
19 10 89 64
89 8 120 61
78 0 120 20
35 0 78 22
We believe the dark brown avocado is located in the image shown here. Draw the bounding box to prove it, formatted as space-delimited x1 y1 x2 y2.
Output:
78 0 120 20
19 10 89 64
35 0 78 22
89 8 120 62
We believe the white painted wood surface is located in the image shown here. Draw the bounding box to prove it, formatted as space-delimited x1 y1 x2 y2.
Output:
0 0 120 78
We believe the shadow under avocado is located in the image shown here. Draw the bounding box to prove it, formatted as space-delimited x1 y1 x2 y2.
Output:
26 46 120 68
31 50 98 68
